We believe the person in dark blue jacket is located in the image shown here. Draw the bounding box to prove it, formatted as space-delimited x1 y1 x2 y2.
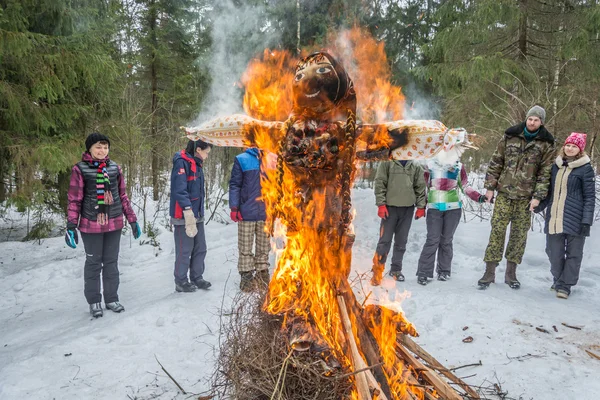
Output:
170 139 212 293
536 133 595 299
229 147 270 291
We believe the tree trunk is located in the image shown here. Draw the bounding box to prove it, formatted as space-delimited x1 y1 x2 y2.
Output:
57 169 71 215
518 0 528 60
296 0 301 54
149 0 160 201
591 100 598 163
552 3 565 133
0 147 7 203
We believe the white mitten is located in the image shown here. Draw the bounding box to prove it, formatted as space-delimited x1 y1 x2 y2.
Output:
183 209 198 238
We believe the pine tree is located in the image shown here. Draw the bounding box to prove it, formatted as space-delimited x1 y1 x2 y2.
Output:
0 0 122 207
132 0 209 200
419 0 600 162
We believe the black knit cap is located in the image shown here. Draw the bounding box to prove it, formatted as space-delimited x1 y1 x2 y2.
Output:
85 132 110 152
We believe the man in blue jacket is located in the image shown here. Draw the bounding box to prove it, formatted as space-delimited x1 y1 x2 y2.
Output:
170 139 212 293
229 147 270 292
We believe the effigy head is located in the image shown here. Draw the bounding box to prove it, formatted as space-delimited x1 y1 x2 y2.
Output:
292 51 356 117
436 128 477 165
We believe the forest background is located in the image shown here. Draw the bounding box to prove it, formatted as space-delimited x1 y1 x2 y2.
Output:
1 0 599 240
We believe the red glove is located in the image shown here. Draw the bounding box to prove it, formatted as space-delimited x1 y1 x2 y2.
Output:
415 208 426 220
377 205 389 219
230 207 243 222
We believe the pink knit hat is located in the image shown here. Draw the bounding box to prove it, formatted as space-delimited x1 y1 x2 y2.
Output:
564 132 587 152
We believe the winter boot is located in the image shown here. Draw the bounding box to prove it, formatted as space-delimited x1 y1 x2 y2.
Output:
371 254 385 286
255 269 270 288
105 302 125 313
417 276 429 286
437 273 450 281
477 262 498 289
175 281 197 293
556 289 569 299
389 270 405 282
505 261 520 289
89 302 103 318
239 271 255 292
193 278 212 290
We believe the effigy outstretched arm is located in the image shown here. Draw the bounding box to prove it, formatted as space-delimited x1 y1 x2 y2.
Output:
182 114 284 152
355 120 472 161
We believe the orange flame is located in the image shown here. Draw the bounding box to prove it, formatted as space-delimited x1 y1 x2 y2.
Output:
242 27 422 399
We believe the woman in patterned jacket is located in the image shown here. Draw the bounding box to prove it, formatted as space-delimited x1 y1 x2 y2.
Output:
66 133 140 318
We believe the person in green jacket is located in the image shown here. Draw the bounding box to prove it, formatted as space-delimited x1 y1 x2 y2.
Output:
371 160 426 286
478 105 555 290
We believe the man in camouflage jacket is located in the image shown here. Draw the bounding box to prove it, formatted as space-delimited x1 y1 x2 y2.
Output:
478 105 555 289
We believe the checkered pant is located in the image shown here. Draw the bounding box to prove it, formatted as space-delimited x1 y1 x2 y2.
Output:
238 221 270 272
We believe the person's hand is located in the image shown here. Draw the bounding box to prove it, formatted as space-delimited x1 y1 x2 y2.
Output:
377 205 389 219
485 190 495 203
130 222 142 239
97 213 108 226
581 224 590 237
65 228 78 249
529 198 540 212
415 208 426 220
183 209 198 238
230 207 243 222
478 194 487 203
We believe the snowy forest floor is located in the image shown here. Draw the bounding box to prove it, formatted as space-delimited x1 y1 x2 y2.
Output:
1 188 599 400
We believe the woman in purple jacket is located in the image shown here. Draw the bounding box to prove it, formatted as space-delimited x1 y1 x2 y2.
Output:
66 133 140 318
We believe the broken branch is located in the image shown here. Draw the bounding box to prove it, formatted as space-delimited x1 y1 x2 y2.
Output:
155 355 187 394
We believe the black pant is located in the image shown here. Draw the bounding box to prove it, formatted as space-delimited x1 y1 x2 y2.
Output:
80 230 122 304
375 206 414 272
546 233 586 294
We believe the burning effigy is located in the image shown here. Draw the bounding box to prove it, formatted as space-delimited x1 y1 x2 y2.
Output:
186 30 479 400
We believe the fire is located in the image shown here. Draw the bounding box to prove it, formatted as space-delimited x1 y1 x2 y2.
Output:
241 28 424 399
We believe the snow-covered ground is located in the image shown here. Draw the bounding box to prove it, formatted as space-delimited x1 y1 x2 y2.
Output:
1 188 599 400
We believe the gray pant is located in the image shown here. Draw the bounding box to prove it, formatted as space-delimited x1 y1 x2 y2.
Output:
417 209 462 278
546 233 586 294
80 230 122 304
375 206 414 272
174 222 207 284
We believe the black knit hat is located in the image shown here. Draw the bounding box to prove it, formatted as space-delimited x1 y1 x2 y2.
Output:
85 132 110 152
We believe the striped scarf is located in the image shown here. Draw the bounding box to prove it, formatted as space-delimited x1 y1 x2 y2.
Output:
93 160 114 216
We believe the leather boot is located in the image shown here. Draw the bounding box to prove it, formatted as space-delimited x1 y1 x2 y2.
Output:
477 262 498 288
505 261 520 289
255 269 270 288
239 271 254 292
370 254 385 286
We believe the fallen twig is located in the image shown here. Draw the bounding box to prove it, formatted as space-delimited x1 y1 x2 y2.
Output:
448 361 482 372
506 352 545 362
561 322 583 330
585 350 600 361
155 355 187 394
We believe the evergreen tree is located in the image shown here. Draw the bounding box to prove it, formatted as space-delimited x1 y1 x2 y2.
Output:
0 0 122 208
131 0 210 200
419 0 600 162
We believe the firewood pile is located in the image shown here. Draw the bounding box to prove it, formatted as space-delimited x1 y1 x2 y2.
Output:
210 287 481 400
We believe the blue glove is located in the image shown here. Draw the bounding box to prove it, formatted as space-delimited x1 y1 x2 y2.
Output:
65 228 78 249
131 222 142 239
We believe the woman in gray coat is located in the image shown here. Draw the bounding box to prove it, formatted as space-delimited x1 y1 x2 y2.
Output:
536 132 595 299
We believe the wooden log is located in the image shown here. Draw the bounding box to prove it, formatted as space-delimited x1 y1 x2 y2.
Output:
398 335 480 399
340 285 393 399
395 341 463 400
337 295 372 400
